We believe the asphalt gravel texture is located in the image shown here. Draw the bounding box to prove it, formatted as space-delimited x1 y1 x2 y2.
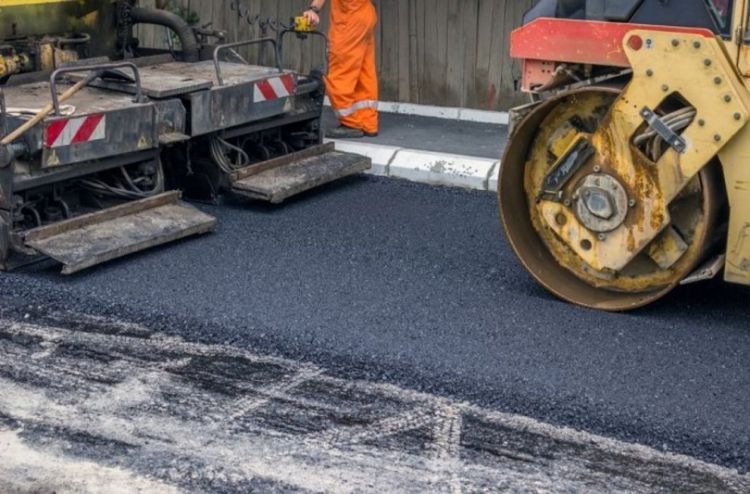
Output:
0 176 748 473
323 109 507 159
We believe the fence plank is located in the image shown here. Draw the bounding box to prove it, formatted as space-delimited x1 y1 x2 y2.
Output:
473 0 497 109
378 0 399 102
408 0 420 102
395 0 410 102
134 0 533 110
444 0 460 107
460 0 479 108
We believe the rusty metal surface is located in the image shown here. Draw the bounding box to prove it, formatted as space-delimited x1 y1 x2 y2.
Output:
510 18 714 68
232 148 371 204
505 12 750 305
41 104 157 168
79 61 288 99
13 150 157 192
152 98 187 140
718 122 750 285
150 61 285 86
24 192 216 275
71 64 213 99
231 143 335 181
2 82 139 121
3 82 158 167
0 1 118 59
187 80 292 137
540 30 750 274
73 61 301 136
499 86 725 311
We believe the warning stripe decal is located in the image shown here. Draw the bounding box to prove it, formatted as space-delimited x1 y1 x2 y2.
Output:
45 115 106 148
253 74 296 103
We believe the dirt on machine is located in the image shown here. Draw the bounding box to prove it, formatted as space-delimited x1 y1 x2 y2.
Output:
500 0 750 310
0 0 370 274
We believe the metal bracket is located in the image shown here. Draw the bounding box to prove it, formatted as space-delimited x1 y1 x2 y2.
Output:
277 29 329 75
539 137 594 201
640 106 687 154
50 62 144 115
213 38 282 86
681 254 726 285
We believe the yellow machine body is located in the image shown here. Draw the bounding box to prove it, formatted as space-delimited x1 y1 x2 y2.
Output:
538 30 750 274
501 1 750 309
0 0 117 75
0 0 112 38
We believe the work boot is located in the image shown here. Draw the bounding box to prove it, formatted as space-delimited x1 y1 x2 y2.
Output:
325 126 365 139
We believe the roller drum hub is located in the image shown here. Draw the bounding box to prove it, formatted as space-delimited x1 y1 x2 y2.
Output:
498 87 724 311
575 173 629 233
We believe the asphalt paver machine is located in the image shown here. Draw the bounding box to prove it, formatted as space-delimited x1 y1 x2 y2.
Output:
0 0 369 274
501 0 750 310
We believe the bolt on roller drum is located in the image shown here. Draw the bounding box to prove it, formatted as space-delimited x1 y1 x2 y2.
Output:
498 87 724 311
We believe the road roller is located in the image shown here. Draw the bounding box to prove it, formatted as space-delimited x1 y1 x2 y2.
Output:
501 0 750 310
0 0 368 273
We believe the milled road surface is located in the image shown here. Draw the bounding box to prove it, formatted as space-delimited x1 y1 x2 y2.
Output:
0 176 748 491
1 312 748 492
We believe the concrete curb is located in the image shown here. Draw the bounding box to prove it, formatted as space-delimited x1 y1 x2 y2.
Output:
327 140 401 177
327 138 500 193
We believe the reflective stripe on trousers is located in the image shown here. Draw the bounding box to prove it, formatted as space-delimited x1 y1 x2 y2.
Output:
333 100 379 118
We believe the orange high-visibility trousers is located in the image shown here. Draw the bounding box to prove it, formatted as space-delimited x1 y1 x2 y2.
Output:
325 0 379 134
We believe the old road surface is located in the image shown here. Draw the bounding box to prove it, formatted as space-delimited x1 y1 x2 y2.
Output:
0 176 748 492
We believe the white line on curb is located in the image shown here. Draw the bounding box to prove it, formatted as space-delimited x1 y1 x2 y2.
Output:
387 148 497 191
328 139 501 192
324 98 509 125
325 139 400 177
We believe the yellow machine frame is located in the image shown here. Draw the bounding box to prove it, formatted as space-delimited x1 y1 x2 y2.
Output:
499 1 750 309
717 0 750 284
537 2 750 288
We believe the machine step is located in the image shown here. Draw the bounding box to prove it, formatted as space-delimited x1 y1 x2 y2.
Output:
230 143 372 204
23 192 216 274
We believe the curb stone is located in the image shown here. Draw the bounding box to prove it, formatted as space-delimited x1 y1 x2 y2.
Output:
329 139 500 192
389 149 498 191
325 140 401 177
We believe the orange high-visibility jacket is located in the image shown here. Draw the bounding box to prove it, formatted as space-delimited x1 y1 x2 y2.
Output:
325 0 379 134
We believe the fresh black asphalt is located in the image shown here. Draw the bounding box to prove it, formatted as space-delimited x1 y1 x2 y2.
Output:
0 176 748 473
323 109 508 159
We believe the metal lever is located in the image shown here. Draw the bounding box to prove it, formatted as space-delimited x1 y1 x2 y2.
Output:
50 62 144 115
277 28 329 75
213 38 283 86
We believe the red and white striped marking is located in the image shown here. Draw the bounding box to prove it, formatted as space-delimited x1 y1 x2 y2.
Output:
253 74 296 103
45 114 106 149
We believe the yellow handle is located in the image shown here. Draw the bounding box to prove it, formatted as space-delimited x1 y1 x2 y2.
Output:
294 16 316 33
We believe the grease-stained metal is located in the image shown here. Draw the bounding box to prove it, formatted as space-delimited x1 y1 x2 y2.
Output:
502 6 750 309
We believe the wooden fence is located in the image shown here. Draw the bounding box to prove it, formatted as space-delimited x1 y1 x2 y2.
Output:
138 0 535 110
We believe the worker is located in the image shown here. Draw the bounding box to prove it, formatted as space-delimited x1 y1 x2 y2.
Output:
303 0 379 138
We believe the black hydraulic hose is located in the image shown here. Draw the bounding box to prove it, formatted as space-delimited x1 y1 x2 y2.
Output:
129 7 200 62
